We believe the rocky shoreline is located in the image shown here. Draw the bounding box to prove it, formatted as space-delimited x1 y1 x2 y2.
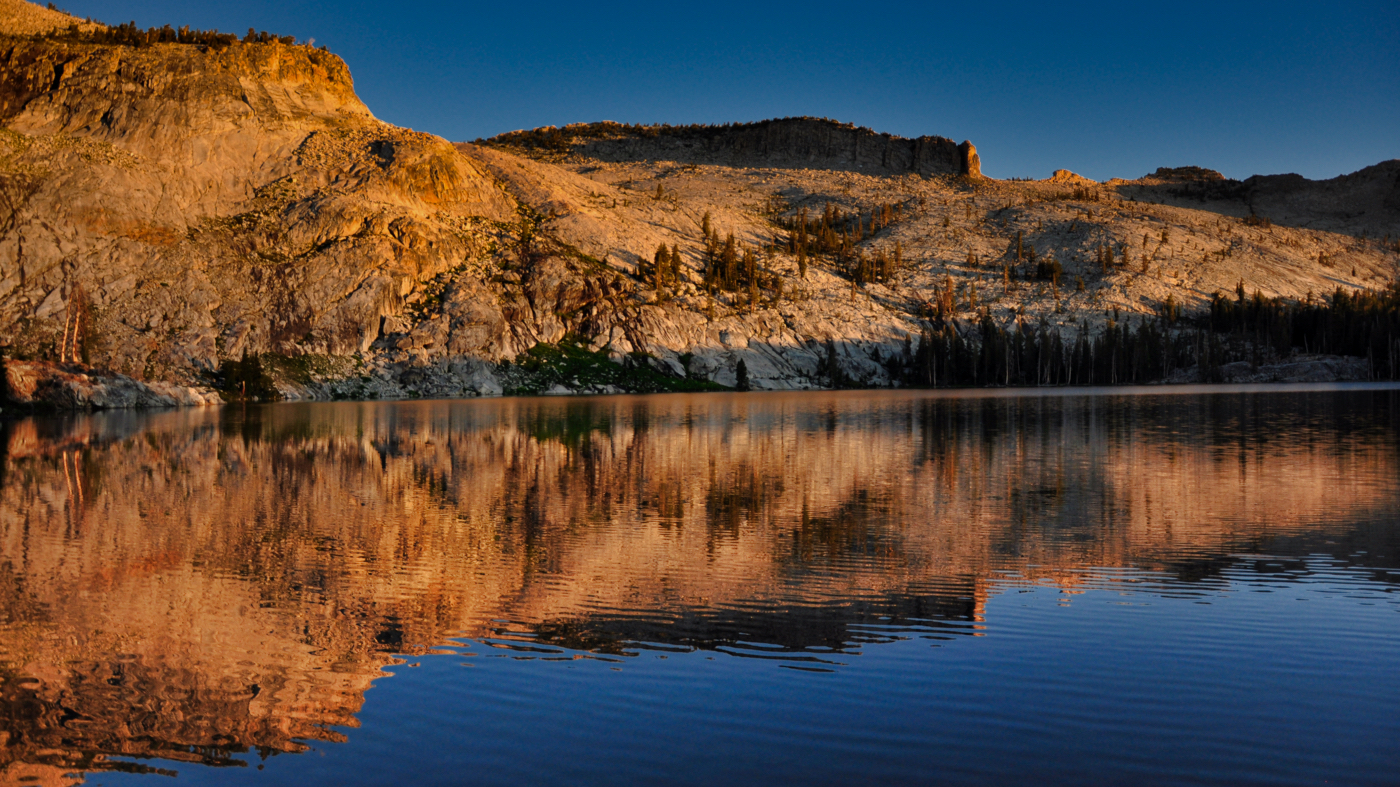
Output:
0 360 222 412
1 352 1381 414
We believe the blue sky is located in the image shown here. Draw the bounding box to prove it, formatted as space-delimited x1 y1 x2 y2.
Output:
55 1 1399 181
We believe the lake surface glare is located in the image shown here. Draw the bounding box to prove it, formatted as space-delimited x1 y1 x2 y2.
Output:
1 386 1398 786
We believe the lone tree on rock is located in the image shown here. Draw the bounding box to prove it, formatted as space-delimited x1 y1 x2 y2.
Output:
59 284 93 365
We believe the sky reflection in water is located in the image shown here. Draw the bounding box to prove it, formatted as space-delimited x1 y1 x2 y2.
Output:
1 386 1397 785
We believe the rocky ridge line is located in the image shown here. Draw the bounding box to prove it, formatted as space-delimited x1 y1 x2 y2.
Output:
488 117 981 178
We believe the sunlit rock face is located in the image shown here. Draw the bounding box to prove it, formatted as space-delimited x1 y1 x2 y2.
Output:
0 6 514 380
1 390 1397 776
3 3 1397 398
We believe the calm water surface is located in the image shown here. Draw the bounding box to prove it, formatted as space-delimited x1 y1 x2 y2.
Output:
1 386 1398 786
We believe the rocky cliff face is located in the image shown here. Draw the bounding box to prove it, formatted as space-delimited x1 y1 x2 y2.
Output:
0 9 514 390
0 0 1396 405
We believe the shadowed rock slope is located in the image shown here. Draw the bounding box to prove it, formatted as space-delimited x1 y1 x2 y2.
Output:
487 117 982 177
1115 162 1400 237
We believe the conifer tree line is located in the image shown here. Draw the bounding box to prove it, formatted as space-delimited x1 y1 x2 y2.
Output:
212 351 280 401
696 212 785 307
1207 282 1400 372
780 203 906 285
487 117 864 152
1001 230 1065 286
39 20 307 50
904 312 1204 387
1041 186 1102 203
890 283 1400 388
644 243 684 301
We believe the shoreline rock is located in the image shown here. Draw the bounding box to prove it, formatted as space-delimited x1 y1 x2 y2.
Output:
1 351 1383 412
1 360 221 411
1163 355 1373 385
271 350 1380 402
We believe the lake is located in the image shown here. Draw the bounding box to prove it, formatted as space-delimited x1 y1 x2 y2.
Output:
1 385 1398 786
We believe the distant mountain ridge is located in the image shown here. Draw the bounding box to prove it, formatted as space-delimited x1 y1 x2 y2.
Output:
489 117 982 178
1117 160 1400 236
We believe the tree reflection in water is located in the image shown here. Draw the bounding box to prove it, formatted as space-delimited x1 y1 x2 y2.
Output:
0 388 1397 780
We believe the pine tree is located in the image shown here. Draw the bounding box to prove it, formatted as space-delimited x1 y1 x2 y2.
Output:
515 219 536 269
824 340 843 388
719 234 739 290
735 359 751 391
652 243 670 300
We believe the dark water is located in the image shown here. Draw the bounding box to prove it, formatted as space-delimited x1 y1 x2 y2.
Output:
1 385 1398 786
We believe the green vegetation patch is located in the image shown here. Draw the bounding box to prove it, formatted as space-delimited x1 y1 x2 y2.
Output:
260 352 356 386
205 352 280 401
502 338 727 396
203 352 357 401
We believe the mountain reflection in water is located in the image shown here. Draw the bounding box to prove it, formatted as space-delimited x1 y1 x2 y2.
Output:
1 387 1397 783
